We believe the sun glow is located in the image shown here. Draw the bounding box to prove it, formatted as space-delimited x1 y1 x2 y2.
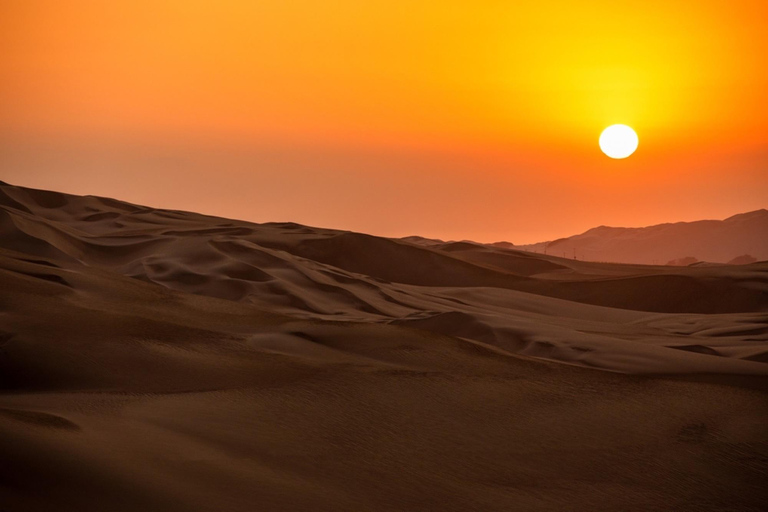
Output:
0 1 766 242
599 124 638 159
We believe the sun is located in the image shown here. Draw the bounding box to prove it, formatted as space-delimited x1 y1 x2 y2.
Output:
599 125 638 159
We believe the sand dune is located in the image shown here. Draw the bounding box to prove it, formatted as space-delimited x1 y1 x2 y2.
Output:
1 181 767 511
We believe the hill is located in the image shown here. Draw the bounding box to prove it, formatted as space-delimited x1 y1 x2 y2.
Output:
517 210 768 264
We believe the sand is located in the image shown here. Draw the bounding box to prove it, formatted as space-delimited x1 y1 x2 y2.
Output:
1 181 767 511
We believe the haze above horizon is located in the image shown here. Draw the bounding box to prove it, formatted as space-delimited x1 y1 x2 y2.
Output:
1 1 766 244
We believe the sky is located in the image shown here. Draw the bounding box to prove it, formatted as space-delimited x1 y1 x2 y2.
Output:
1 0 766 244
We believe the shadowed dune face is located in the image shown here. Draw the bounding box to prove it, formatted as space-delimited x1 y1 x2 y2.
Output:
1 182 767 511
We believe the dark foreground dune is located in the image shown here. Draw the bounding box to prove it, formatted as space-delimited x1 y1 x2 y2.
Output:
1 181 767 511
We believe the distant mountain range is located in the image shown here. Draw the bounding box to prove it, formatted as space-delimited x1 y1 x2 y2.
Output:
405 210 768 265
516 210 768 265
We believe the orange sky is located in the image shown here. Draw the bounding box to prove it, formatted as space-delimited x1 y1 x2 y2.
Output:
1 0 766 243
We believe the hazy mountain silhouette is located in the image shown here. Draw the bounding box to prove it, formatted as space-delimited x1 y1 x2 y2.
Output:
517 210 768 264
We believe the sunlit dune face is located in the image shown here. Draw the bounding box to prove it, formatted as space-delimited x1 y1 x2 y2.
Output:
599 125 639 159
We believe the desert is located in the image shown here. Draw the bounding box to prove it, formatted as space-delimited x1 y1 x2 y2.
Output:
1 180 766 511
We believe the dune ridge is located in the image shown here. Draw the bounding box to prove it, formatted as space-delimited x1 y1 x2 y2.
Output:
1 181 767 511
1 181 766 373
